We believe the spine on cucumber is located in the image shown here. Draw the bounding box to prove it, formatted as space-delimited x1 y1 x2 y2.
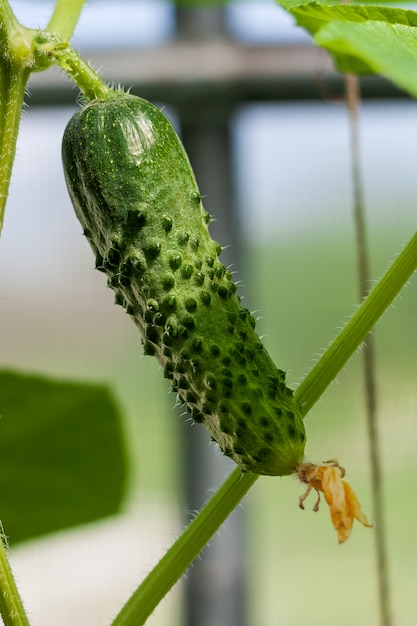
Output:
62 91 306 476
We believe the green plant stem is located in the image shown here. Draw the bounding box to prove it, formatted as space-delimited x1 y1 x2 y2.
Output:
111 469 258 626
34 33 113 101
0 65 30 233
0 537 30 626
46 0 86 41
295 230 417 414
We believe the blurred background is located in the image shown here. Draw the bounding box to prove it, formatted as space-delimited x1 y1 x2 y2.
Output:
1 0 417 625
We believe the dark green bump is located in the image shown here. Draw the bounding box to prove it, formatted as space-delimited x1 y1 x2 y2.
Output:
222 357 232 367
127 208 146 231
181 264 193 279
194 272 205 286
169 253 182 271
210 344 220 358
182 314 195 329
163 295 177 310
146 299 159 312
145 326 160 344
227 312 237 325
192 410 204 424
234 341 245 354
144 241 161 261
161 214 173 232
178 325 189 338
239 330 248 341
287 423 296 438
229 283 237 294
190 190 202 204
240 402 251 415
130 256 146 275
191 337 203 352
275 407 283 417
234 445 244 455
205 256 215 268
190 237 200 250
200 292 211 306
222 367 233 378
202 401 213 414
144 309 154 324
234 354 246 366
215 265 225 278
203 212 211 224
260 417 269 427
165 318 178 337
190 358 202 373
219 402 228 414
218 286 229 299
245 347 255 360
177 232 190 246
228 325 235 334
180 348 190 360
125 303 135 315
222 388 233 399
264 432 274 443
162 274 175 291
154 312 166 326
185 298 197 312
194 259 203 270
208 269 215 280
237 374 247 385
215 243 222 256
163 346 172 358
253 447 272 463
205 393 217 405
210 281 217 292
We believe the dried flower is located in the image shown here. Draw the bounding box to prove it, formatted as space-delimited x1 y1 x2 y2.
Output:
296 459 373 543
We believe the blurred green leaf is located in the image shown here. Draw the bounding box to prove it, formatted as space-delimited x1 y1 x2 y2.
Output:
277 1 417 97
0 370 129 544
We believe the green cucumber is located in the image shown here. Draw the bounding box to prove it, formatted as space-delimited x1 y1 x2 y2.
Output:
61 91 306 476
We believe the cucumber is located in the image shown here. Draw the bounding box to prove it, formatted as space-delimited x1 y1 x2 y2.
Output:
62 92 306 476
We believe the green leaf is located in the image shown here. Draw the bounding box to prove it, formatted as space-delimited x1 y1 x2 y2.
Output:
316 19 417 97
0 370 129 544
277 1 417 98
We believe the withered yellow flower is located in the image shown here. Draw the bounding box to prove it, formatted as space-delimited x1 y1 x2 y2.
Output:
296 459 373 543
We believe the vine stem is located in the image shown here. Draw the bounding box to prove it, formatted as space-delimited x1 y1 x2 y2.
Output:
46 0 86 41
0 65 30 233
0 535 30 626
111 469 259 626
295 230 417 414
110 229 417 625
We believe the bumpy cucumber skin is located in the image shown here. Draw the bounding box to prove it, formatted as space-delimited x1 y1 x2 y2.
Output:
62 92 306 476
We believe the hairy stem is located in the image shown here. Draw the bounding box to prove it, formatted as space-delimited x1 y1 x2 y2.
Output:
0 533 30 626
46 0 86 41
111 469 258 626
295 230 417 414
0 66 30 233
